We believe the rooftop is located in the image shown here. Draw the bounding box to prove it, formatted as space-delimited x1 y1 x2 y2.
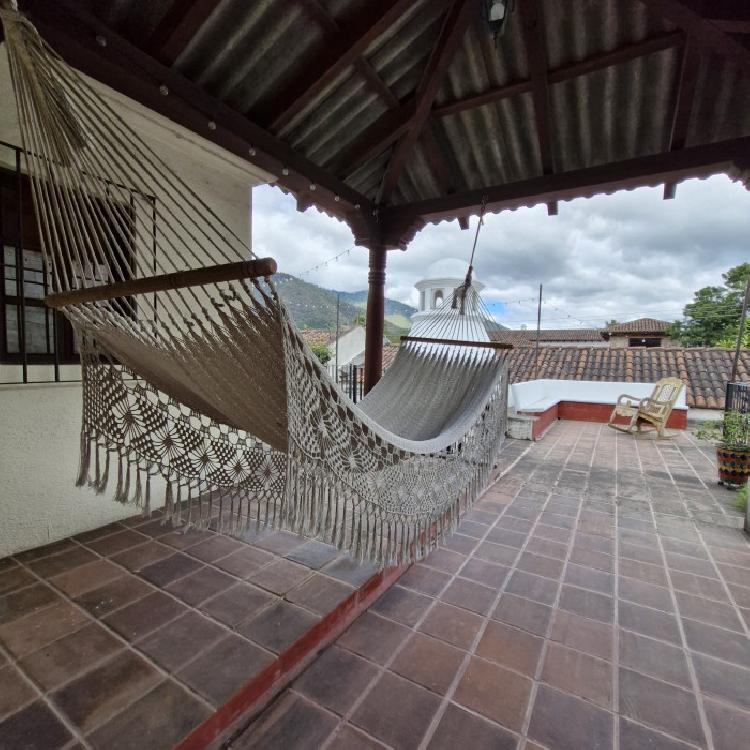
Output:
2 422 747 749
490 328 604 345
603 318 672 335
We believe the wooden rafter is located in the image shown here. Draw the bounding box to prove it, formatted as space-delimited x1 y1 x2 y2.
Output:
145 0 220 66
637 0 750 71
379 0 475 203
663 34 701 199
518 0 556 215
25 0 375 224
383 136 750 224
258 0 415 132
335 31 684 180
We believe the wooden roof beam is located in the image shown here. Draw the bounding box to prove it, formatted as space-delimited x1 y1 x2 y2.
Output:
637 0 750 71
260 0 416 132
379 0 475 203
145 0 220 66
383 136 750 224
519 0 556 216
663 35 701 199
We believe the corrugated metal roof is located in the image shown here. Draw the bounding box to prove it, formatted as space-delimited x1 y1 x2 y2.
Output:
83 0 750 213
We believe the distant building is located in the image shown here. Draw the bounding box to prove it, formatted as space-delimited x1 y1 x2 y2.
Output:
601 318 675 348
490 328 607 348
412 258 485 324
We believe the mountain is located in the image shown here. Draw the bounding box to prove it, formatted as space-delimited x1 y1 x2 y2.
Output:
274 274 415 335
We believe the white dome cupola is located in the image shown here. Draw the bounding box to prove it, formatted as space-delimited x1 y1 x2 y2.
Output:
413 258 485 316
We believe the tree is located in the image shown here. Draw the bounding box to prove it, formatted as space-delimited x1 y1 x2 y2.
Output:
309 342 331 364
671 263 750 347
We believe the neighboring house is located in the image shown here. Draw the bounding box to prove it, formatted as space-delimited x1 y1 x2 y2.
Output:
490 328 607 348
601 318 676 348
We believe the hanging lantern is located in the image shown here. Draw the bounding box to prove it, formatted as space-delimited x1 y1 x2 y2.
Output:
484 0 514 44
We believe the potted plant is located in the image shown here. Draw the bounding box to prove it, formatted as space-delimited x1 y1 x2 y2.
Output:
693 410 750 487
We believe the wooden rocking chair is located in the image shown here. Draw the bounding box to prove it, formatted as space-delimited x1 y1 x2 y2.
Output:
608 378 684 438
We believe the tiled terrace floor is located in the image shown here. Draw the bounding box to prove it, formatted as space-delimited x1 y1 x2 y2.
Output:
0 504 384 748
234 422 750 750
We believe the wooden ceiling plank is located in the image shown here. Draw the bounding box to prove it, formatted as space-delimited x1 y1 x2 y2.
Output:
383 136 750 223
637 0 750 71
262 0 416 132
379 0 475 203
663 34 701 199
145 0 221 66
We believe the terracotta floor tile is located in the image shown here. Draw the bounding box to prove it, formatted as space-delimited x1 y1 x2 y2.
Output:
200 582 274 628
526 536 569 560
371 585 433 626
213 546 274 578
559 585 614 623
682 618 750 669
285 541 340 570
618 558 669 588
618 577 673 612
104 591 187 641
441 533 476 555
618 667 704 745
427 703 517 750
127 518 172 538
619 541 664 566
398 564 451 596
704 697 750 750
351 671 441 750
692 652 750 710
728 582 750 609
528 685 613 750
619 630 691 688
441 578 495 615
137 610 226 672
541 642 613 708
619 717 695 750
110 541 172 572
0 664 36 720
574 533 614 556
138 553 204 587
178 634 274 705
13 540 76 563
50 559 122 598
0 582 61 625
295 645 378 714
549 609 614 661
165 565 236 606
187 535 246 563
250 559 313 595
564 563 614 596
496 516 534 534
0 566 36 595
423 548 466 574
459 558 510 589
322 557 379 587
717 563 750 586
286 574 353 615
535 523 574 544
27 546 98 579
85 530 148 557
670 571 730 603
87 679 211 750
506 570 559 605
666 552 718 578
569 546 614 574
52 650 160 733
0 600 89 657
75 575 152 619
255 531 307 556
20 622 122 691
619 600 682 644
457 520 488 538
486 527 527 549
0 700 72 749
339 612 411 665
493 593 552 636
74 523 127 544
234 692 337 749
453 656 531 731
157 528 214 551
476 619 543 676
418 601 483 650
240 601 320 654
473 542 518 566
390 632 465 694
326 725 383 750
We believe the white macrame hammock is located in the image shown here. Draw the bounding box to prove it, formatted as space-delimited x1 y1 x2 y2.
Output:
1 5 509 566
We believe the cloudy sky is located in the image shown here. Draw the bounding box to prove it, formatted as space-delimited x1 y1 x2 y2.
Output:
252 174 750 329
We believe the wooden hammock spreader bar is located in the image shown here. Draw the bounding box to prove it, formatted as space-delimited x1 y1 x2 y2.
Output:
401 336 513 350
44 257 278 308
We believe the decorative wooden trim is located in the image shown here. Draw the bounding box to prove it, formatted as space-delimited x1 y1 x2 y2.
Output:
45 258 277 308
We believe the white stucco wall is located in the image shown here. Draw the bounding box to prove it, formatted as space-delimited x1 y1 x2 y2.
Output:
0 47 273 556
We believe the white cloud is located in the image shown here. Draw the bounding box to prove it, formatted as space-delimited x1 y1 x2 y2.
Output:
252 174 750 328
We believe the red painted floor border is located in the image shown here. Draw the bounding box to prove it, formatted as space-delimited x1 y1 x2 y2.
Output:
176 562 408 750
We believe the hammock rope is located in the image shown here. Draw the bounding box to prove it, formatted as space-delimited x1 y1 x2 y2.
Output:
0 4 510 566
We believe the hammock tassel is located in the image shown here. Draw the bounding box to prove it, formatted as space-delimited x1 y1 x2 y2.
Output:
76 431 92 487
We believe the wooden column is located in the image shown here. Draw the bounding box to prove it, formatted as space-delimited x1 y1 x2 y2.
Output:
363 245 387 394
